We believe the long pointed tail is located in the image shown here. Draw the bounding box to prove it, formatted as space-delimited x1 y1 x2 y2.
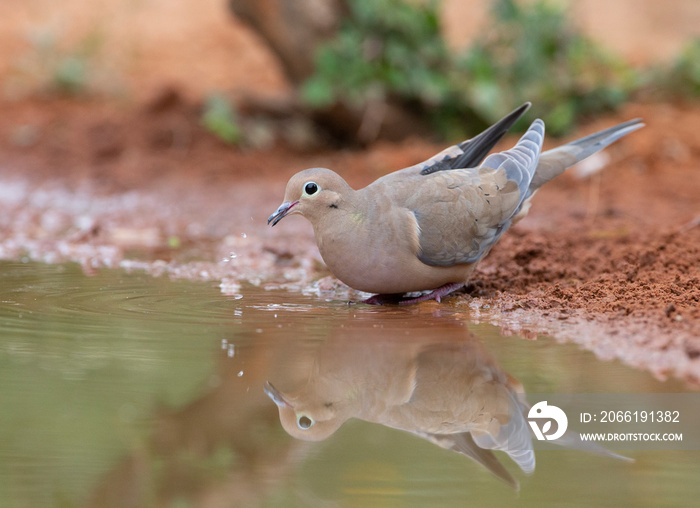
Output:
482 118 545 200
530 119 644 191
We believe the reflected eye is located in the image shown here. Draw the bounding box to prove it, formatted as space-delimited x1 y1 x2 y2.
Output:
297 415 314 430
304 182 319 195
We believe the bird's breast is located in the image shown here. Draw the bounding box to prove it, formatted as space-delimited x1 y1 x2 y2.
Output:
312 207 416 292
312 207 474 294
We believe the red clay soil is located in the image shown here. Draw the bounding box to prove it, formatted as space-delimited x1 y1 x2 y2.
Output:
0 94 698 383
469 102 700 383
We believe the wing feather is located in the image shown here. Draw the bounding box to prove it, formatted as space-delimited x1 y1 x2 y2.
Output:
412 120 544 266
395 103 531 177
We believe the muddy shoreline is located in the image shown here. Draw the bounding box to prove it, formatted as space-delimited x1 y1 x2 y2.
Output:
1 96 698 384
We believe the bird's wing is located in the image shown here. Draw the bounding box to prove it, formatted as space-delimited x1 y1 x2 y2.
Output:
408 120 544 266
397 103 530 177
415 431 519 489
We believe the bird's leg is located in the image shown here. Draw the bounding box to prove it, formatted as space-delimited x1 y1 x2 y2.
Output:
359 293 406 305
398 283 465 305
359 283 465 305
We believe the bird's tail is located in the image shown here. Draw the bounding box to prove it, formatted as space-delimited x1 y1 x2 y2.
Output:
529 119 644 192
481 118 546 201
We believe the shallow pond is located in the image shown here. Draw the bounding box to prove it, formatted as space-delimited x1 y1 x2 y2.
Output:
1 260 698 507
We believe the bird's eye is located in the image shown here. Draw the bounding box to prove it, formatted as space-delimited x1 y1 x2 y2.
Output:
297 415 314 430
304 182 319 195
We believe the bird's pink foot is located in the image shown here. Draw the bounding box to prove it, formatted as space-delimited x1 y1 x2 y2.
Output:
398 283 465 305
359 283 465 305
360 293 405 305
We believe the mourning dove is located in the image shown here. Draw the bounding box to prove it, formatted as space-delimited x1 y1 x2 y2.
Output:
268 104 643 304
263 324 629 488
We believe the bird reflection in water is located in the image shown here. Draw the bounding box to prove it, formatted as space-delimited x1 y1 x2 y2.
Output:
264 324 628 489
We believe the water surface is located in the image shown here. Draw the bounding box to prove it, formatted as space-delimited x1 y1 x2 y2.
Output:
0 261 697 507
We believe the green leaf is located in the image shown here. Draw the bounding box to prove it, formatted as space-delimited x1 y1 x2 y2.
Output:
201 94 241 146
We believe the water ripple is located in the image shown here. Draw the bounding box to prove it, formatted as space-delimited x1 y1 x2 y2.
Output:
0 261 239 332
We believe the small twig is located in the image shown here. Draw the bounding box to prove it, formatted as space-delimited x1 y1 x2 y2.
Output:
679 213 700 233
585 171 602 225
357 98 387 144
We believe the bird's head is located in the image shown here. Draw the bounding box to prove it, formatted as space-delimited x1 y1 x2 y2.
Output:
267 168 352 227
264 381 345 441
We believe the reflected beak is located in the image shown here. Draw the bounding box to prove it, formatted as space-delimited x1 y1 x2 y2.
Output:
264 381 293 408
267 201 298 227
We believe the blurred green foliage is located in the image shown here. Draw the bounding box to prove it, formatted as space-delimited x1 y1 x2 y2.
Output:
201 93 242 145
52 55 90 95
650 38 700 98
302 0 467 137
301 0 452 108
15 29 105 96
302 0 681 139
455 0 636 135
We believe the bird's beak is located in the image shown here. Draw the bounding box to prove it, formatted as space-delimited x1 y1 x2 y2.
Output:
264 381 293 408
267 201 298 227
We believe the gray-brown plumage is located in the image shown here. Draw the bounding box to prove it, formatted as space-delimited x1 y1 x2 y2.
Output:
264 333 534 488
263 328 630 489
268 104 643 303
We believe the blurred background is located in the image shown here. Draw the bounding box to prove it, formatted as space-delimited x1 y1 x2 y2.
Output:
1 2 700 507
1 0 699 147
